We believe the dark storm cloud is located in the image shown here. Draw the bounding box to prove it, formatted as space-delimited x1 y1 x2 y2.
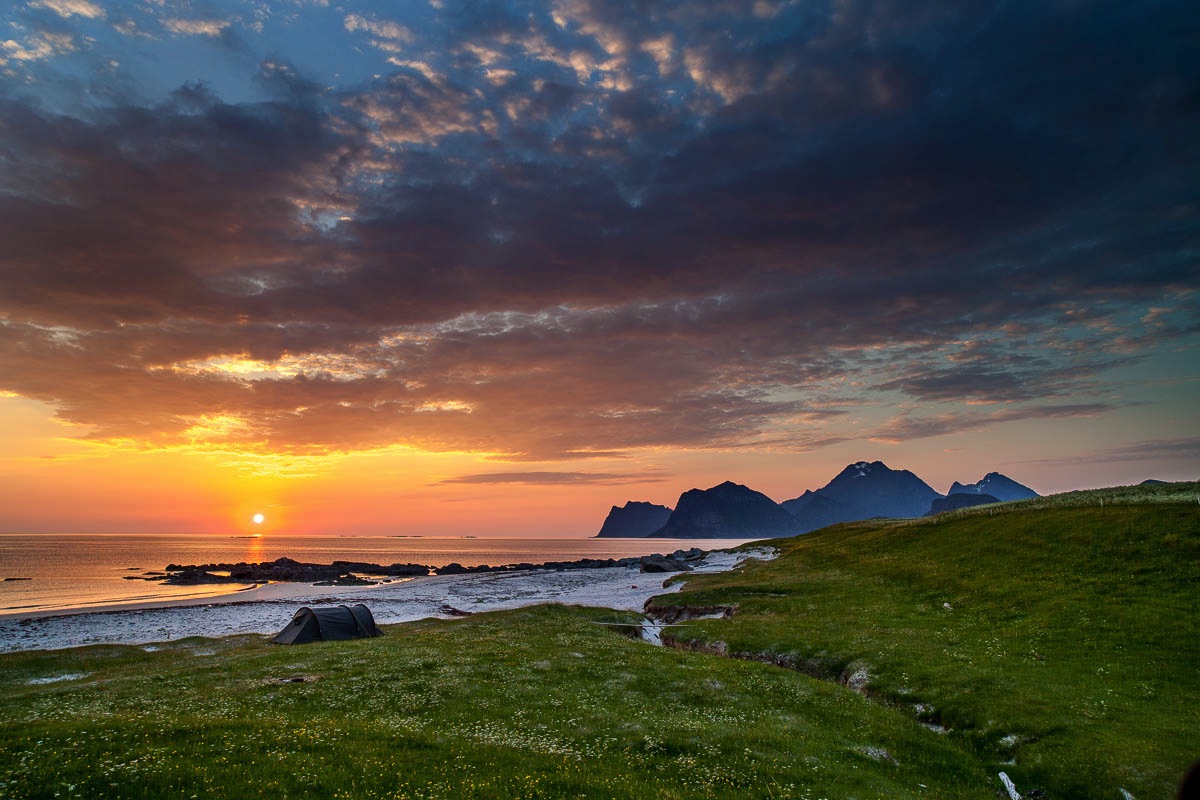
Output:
0 86 359 327
0 0 1197 458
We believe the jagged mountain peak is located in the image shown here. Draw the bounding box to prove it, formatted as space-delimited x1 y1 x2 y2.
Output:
653 481 801 538
834 460 891 480
948 472 1038 502
784 460 942 530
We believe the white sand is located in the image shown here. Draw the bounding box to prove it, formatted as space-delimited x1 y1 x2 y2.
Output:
0 548 777 653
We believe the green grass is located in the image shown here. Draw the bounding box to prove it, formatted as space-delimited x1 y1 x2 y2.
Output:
2 482 1195 799
0 608 990 799
651 483 1200 800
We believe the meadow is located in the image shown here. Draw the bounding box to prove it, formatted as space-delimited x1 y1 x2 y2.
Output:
1 482 1196 799
651 483 1200 799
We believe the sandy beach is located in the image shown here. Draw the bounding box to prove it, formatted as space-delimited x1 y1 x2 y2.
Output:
0 548 776 653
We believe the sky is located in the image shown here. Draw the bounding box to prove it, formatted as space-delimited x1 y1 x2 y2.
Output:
0 0 1197 537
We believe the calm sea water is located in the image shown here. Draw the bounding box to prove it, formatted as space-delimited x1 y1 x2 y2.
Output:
0 534 749 616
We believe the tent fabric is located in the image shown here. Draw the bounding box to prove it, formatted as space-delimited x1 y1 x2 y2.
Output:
273 604 383 644
348 604 379 636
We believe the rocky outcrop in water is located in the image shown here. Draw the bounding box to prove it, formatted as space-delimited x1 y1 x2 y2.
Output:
432 557 646 575
141 550 713 585
153 557 431 586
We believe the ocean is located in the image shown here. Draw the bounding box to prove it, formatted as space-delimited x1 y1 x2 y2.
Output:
0 534 750 617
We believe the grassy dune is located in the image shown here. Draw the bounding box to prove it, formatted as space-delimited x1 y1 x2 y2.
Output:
1 483 1195 799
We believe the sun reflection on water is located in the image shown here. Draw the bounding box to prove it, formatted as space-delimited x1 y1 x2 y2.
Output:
241 534 265 564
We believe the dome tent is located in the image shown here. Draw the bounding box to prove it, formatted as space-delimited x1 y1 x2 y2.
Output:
273 604 383 644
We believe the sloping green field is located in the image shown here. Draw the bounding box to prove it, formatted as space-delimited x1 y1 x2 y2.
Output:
1 484 1196 799
0 608 991 800
651 484 1200 799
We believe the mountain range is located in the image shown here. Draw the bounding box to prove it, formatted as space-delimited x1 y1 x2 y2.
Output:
595 461 1039 538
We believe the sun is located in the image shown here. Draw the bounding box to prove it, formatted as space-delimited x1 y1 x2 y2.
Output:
252 513 265 525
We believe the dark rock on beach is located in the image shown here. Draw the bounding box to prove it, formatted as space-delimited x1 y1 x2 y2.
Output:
640 554 692 573
640 548 708 573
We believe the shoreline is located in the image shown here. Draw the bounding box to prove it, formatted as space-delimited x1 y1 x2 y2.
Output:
1 539 754 620
0 547 777 653
0 581 314 621
0 546 716 621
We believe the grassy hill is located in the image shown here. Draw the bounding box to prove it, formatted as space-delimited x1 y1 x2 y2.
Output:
650 483 1200 799
1 483 1196 799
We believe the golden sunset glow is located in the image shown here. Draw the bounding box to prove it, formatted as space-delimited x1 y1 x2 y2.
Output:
0 0 1195 540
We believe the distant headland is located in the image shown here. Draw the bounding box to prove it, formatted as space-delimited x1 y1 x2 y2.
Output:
595 460 1039 538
